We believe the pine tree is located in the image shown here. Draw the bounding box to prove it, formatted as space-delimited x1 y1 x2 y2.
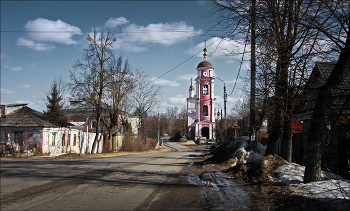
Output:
44 79 67 126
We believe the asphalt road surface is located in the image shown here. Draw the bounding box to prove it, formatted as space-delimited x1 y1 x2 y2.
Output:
1 142 204 210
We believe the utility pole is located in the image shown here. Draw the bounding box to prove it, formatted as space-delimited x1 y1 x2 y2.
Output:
249 0 256 146
224 84 227 142
157 112 160 149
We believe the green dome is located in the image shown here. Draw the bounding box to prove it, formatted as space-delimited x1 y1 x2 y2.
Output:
197 61 213 68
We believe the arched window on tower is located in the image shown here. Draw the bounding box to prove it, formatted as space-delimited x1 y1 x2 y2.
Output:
203 84 208 96
203 105 208 116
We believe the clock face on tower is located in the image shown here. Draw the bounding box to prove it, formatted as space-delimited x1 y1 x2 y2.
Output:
202 71 208 76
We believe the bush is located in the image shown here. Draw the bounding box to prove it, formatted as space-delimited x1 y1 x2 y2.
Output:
122 131 154 152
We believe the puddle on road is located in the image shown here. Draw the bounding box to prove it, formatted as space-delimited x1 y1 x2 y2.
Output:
183 157 251 210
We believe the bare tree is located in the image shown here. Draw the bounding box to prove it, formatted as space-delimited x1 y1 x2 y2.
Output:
215 0 323 161
103 56 134 151
130 70 161 139
70 29 117 153
301 0 350 183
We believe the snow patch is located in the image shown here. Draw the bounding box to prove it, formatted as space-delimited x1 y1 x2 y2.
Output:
227 136 267 166
275 162 350 209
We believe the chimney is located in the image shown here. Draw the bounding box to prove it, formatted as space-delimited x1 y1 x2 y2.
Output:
1 105 7 118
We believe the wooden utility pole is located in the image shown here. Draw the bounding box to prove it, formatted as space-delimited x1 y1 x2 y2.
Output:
224 84 227 142
249 0 256 145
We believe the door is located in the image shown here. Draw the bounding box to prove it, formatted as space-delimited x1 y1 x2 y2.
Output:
202 127 209 139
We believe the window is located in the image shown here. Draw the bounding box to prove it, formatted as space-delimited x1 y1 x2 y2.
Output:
203 84 208 96
92 120 97 128
52 133 56 146
203 105 208 116
62 134 65 146
73 134 77 146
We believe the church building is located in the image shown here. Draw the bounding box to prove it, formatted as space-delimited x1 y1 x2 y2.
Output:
187 44 216 140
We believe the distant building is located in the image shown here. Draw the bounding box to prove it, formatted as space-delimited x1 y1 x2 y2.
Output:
187 44 216 140
0 104 80 155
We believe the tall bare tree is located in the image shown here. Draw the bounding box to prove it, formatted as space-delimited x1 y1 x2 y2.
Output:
130 70 161 139
70 29 117 153
301 0 350 183
215 0 322 161
104 56 134 151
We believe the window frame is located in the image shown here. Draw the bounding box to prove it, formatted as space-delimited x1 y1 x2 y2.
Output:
203 84 208 96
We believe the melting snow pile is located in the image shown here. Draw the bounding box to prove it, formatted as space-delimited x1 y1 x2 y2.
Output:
226 136 267 167
275 162 350 210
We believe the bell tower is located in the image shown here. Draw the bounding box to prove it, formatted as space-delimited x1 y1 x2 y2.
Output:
193 41 216 140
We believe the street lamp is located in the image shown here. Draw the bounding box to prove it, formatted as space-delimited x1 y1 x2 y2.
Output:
214 76 227 142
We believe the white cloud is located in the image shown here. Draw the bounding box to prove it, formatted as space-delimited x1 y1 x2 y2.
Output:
177 73 197 81
24 18 82 44
150 77 180 87
168 96 186 104
115 22 202 52
11 66 23 71
18 84 33 90
105 17 129 28
17 37 55 51
1 88 16 94
17 18 82 51
187 37 250 59
1 54 7 60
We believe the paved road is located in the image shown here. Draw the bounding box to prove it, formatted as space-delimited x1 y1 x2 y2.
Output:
1 142 203 210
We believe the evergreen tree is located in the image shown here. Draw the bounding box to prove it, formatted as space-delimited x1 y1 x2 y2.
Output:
44 78 67 126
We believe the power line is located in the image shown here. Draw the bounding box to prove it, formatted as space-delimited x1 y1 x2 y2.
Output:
228 35 249 96
150 37 221 83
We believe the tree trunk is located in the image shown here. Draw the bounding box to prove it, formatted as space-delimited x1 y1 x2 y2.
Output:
108 127 113 152
304 36 350 183
282 88 294 162
91 116 101 154
338 134 350 179
266 53 289 156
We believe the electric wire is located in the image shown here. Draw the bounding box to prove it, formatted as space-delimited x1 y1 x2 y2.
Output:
149 37 222 83
228 34 249 96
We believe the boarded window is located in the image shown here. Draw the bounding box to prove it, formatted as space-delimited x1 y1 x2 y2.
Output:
62 134 65 146
73 134 77 146
15 132 23 146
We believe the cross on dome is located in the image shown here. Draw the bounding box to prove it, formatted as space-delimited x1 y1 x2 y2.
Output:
203 39 207 61
189 77 194 91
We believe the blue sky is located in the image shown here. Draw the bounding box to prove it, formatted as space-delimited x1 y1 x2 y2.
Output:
1 1 249 115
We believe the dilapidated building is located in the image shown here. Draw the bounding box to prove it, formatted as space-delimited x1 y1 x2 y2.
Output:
0 104 80 155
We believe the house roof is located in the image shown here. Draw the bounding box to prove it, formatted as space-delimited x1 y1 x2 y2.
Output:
0 106 59 128
294 62 350 121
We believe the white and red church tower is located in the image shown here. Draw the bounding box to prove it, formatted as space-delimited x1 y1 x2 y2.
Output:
187 44 215 140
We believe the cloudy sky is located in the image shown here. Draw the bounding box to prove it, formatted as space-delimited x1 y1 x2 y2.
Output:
1 1 250 115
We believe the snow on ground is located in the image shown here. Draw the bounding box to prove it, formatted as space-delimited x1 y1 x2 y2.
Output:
227 136 349 209
275 162 350 210
226 136 267 165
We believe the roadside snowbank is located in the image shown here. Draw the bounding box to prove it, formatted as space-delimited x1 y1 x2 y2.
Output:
226 136 267 166
275 162 350 210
